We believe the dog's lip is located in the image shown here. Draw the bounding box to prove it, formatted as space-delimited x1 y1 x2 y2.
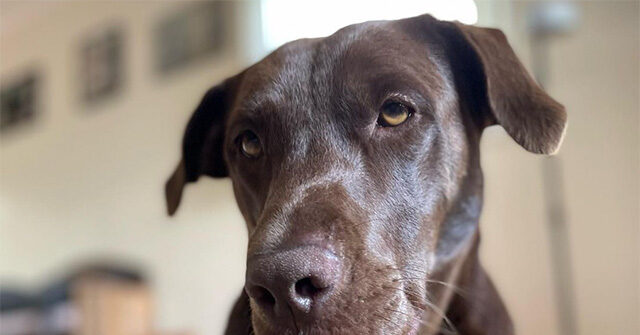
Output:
252 297 424 335
255 319 422 335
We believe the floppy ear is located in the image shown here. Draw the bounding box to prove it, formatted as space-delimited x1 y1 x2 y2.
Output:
411 15 567 154
453 22 567 154
165 76 240 215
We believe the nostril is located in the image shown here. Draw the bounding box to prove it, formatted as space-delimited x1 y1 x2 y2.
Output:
295 277 324 298
251 285 276 308
246 246 343 317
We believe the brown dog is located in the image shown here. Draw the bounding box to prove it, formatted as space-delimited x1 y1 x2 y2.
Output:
165 14 566 335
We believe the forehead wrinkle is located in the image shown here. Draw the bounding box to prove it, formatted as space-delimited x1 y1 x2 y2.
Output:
281 145 364 211
258 148 366 247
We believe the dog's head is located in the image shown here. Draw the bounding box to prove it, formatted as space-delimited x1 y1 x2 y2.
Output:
165 14 566 335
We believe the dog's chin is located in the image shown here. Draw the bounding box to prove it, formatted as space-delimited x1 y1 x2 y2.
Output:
250 296 425 335
252 317 422 335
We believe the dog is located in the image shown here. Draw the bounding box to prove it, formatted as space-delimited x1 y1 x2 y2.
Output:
165 14 566 335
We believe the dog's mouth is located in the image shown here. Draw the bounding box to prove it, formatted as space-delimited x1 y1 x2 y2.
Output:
251 307 424 335
249 274 432 335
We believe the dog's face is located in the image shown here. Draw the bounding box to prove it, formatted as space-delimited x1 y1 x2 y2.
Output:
166 15 566 335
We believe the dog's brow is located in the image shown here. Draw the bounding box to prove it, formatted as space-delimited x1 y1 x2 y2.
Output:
237 93 280 115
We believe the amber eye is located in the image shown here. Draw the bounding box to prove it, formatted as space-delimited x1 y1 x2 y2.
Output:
239 131 262 158
378 101 412 127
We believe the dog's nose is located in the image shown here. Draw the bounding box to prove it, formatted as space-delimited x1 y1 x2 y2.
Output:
245 246 342 321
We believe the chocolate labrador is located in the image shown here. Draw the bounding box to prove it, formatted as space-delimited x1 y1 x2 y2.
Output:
165 14 566 335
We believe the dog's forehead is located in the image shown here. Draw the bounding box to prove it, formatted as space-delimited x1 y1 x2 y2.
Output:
234 20 440 114
238 38 319 112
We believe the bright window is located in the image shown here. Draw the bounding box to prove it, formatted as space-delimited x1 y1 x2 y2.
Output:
261 0 478 50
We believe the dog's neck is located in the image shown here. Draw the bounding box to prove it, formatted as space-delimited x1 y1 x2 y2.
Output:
436 166 483 265
422 163 484 334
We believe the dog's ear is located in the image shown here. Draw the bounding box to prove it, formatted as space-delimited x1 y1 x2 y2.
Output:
165 76 240 215
454 22 567 154
411 15 567 154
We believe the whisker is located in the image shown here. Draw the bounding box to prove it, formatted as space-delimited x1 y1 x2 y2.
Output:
387 264 469 300
382 307 445 333
372 311 404 330
422 298 458 335
392 277 468 297
381 284 459 335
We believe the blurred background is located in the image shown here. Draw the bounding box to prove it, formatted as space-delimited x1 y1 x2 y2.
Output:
0 1 637 334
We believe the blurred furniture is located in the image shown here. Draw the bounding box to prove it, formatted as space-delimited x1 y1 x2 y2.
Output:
0 290 40 335
1 265 152 335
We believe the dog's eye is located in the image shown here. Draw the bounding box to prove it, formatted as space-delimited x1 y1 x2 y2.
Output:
239 131 262 158
378 101 412 127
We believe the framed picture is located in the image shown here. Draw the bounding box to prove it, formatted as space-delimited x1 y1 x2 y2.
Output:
155 2 229 73
80 27 123 104
0 72 39 132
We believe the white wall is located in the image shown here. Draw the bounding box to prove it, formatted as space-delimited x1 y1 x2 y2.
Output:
479 2 639 335
0 2 258 334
